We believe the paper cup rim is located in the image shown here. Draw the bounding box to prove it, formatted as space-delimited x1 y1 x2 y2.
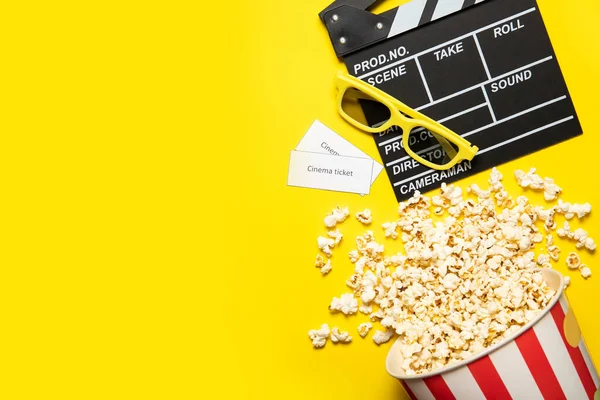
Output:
386 268 565 380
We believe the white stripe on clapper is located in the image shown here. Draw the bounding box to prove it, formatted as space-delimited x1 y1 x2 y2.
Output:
432 0 465 21
534 311 589 399
489 340 544 399
405 380 435 400
442 366 486 399
388 0 428 38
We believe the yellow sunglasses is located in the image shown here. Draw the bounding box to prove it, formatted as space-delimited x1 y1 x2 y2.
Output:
335 72 478 170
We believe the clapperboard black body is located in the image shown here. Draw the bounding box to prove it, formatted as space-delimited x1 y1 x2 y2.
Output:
320 0 582 201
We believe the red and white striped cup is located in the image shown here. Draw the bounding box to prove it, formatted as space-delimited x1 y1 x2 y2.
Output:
386 269 599 399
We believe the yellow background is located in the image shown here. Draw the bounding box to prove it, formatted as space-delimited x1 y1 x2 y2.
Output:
1 0 599 398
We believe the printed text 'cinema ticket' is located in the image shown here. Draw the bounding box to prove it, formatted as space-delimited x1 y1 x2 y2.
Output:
287 151 373 195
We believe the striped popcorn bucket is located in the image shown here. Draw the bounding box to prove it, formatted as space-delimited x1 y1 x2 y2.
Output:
386 269 599 399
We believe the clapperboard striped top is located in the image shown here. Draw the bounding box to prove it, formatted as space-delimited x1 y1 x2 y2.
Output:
387 0 487 39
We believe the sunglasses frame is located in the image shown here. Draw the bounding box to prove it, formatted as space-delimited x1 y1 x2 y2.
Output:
335 72 479 170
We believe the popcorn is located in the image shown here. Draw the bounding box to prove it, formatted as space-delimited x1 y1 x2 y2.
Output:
327 229 343 246
329 294 358 315
331 327 352 344
580 265 592 279
537 254 550 266
514 168 562 201
358 322 373 338
315 254 332 275
515 168 545 190
320 259 332 275
488 167 503 192
324 206 349 228
543 178 562 201
556 200 592 220
356 209 373 225
373 329 394 345
307 167 597 372
318 236 335 257
382 221 399 239
308 324 330 348
566 252 581 270
548 245 560 261
564 276 571 287
359 304 372 315
467 183 491 200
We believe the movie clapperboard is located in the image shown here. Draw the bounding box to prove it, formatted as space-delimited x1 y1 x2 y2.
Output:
319 0 582 201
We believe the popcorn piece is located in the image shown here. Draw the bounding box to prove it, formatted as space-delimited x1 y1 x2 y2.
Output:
358 322 373 338
315 255 332 275
324 206 349 228
556 200 592 220
433 207 444 216
329 294 358 315
564 276 571 287
382 221 399 239
467 183 491 200
356 209 373 225
320 259 332 275
359 304 372 315
580 265 592 279
373 329 394 345
440 183 463 206
308 324 330 348
327 229 343 246
566 252 581 270
348 250 359 263
548 245 560 261
537 254 550 266
543 177 562 201
488 167 503 192
318 236 335 257
515 168 544 190
331 327 352 344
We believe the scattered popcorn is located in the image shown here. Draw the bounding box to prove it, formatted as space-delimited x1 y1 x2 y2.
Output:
580 265 592 279
488 167 503 192
315 254 333 275
543 177 562 201
556 200 592 220
358 323 373 338
329 293 358 315
320 259 332 275
324 206 349 228
331 327 352 344
327 229 343 246
359 304 372 314
382 221 399 239
356 209 373 225
373 329 394 345
467 183 491 200
537 254 550 266
564 276 571 287
308 324 330 348
548 245 560 261
307 167 599 372
515 168 544 190
566 252 581 270
318 236 335 257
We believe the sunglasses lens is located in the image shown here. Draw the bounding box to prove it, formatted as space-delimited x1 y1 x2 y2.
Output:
407 127 459 167
341 88 391 129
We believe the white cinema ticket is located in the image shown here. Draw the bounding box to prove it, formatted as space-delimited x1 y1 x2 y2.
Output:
296 120 383 185
287 151 373 195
